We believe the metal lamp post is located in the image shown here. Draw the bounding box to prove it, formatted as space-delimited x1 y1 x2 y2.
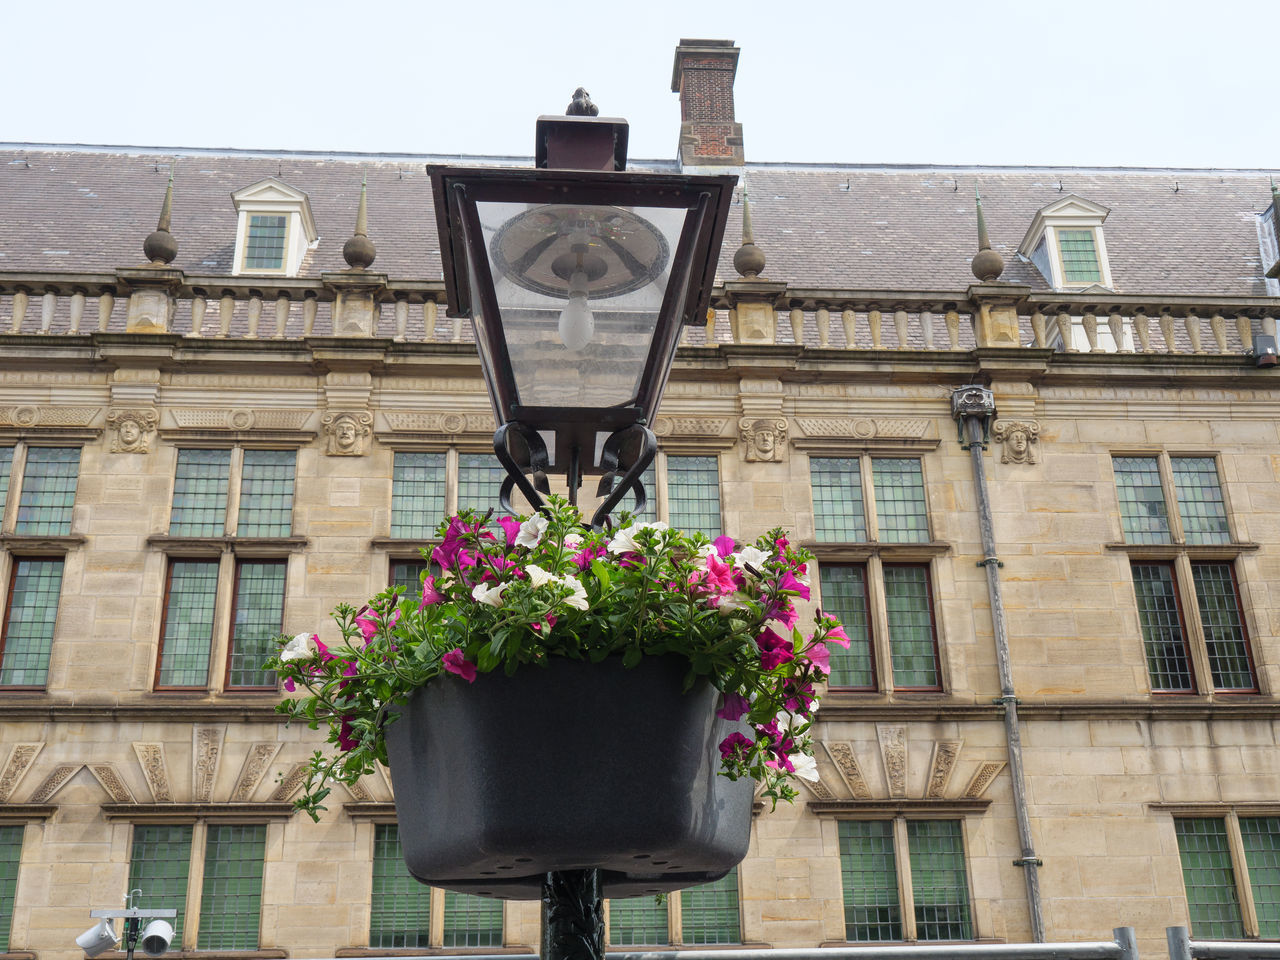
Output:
428 103 734 529
426 97 736 959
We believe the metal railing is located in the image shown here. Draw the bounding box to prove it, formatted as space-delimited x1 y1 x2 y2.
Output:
1168 926 1280 959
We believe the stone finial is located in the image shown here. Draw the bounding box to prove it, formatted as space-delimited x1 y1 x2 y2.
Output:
732 186 766 279
565 87 599 117
343 177 377 270
142 169 178 265
970 186 1005 282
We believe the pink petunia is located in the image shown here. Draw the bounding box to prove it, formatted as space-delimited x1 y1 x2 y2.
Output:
777 569 811 601
823 623 851 649
442 648 477 683
337 717 358 751
756 626 794 670
716 692 750 721
718 731 754 761
713 535 736 557
807 640 831 675
420 576 444 609
497 515 521 546
572 543 605 571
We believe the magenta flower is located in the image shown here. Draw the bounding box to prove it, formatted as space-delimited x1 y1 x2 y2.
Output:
420 576 444 609
764 599 800 630
442 648 477 683
807 640 831 675
718 731 753 761
497 515 521 546
823 623 851 648
777 569 811 600
756 627 795 670
713 535 736 557
572 543 605 571
337 717 358 751
716 692 750 721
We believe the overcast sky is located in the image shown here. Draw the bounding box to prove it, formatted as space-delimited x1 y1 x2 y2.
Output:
6 0 1277 170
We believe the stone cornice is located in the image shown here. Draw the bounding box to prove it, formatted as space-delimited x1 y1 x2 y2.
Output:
101 802 295 822
0 804 56 821
807 799 991 816
0 701 285 722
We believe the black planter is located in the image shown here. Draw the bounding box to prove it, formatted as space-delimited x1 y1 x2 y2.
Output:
384 654 753 900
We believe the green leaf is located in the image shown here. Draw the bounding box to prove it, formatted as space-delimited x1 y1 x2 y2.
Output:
622 647 642 668
591 558 612 591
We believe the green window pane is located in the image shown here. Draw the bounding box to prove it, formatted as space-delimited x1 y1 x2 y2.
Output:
873 459 928 543
129 825 192 946
15 447 79 536
370 824 431 948
0 447 14 514
245 214 287 271
907 820 972 941
1241 817 1280 937
157 560 219 687
608 895 668 945
818 565 873 688
885 565 939 689
238 450 295 537
1174 818 1244 938
680 867 739 945
811 458 866 542
170 449 231 536
442 891 502 947
1114 457 1171 544
390 560 432 597
0 825 22 951
198 824 265 950
1172 457 1230 545
1058 229 1102 283
458 453 505 516
392 452 446 538
838 821 901 941
226 561 286 688
667 456 720 537
1132 563 1194 692
1192 563 1254 691
0 558 64 687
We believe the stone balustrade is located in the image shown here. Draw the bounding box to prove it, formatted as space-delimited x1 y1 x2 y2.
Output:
0 269 1274 359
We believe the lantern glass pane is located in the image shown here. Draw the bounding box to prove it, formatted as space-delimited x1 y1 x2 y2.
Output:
473 201 689 409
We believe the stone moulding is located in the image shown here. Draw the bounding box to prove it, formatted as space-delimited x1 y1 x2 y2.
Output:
0 743 43 802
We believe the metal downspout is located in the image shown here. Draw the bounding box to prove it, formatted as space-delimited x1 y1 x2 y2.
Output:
952 386 1045 942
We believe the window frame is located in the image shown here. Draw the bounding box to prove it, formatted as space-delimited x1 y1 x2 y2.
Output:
1111 452 1260 697
240 213 291 274
0 554 66 690
605 866 742 947
836 816 977 943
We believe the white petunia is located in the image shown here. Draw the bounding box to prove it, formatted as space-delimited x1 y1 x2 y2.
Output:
280 632 315 662
557 575 589 611
516 515 548 549
607 521 668 555
791 752 820 782
525 564 554 587
732 545 770 575
472 582 508 607
717 592 749 614
563 533 583 549
696 542 717 560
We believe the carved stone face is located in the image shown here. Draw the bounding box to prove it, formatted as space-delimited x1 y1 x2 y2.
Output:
753 427 775 454
119 419 141 445
336 419 357 448
1009 429 1028 454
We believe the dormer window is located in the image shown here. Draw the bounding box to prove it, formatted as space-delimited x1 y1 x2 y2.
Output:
231 178 318 277
1019 195 1113 290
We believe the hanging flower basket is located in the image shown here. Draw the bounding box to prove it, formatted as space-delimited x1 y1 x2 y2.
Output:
385 654 752 899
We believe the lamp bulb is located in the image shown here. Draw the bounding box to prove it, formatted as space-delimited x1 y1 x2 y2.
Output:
558 270 594 351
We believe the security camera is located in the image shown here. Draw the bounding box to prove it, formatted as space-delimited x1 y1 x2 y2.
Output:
75 919 118 958
1253 333 1278 368
139 919 173 957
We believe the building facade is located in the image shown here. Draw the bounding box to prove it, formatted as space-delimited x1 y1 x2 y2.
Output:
1 37 1279 960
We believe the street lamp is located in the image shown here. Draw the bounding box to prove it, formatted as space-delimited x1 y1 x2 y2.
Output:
78 890 176 959
429 104 734 528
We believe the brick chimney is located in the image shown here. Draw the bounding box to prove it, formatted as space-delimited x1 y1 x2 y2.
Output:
671 39 744 170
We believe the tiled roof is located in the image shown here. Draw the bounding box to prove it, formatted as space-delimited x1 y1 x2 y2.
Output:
1 145 1277 296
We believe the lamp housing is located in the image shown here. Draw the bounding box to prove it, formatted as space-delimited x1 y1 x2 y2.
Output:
76 919 119 958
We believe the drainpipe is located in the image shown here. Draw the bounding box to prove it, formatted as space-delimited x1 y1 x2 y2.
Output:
950 385 1045 942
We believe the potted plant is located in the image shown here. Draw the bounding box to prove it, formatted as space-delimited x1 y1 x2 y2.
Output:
270 495 848 897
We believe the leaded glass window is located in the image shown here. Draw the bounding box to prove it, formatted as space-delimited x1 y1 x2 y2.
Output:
1058 228 1102 283
129 825 192 946
1114 457 1171 544
226 561 285 688
1192 563 1255 691
908 820 972 941
0 825 22 951
812 458 866 542
170 449 231 536
370 824 431 948
390 560 431 597
238 450 295 537
1132 563 1194 692
0 447 14 514
0 558 64 686
1172 457 1230 545
157 560 219 687
609 895 668 945
392 452 446 538
818 565 873 688
680 867 739 944
198 824 265 950
1241 817 1280 937
1175 818 1244 938
15 447 79 535
441 891 502 947
885 565 939 689
839 820 901 941
458 453 506 516
666 456 720 536
872 459 928 543
244 214 287 271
